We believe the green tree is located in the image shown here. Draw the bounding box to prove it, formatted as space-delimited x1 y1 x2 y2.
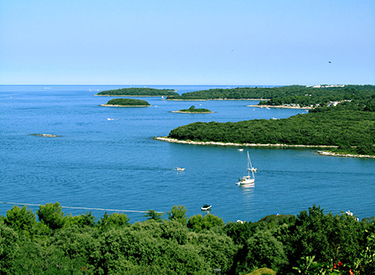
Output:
143 210 163 222
48 226 100 273
193 230 237 273
286 205 365 272
167 205 187 226
187 213 224 233
97 212 131 230
69 211 96 228
160 220 189 245
4 205 48 238
0 221 21 274
244 230 287 272
36 202 68 230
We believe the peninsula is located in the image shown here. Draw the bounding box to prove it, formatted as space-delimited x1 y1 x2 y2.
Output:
158 104 375 157
158 85 375 157
96 87 178 97
100 98 151 107
166 85 375 110
171 105 213 114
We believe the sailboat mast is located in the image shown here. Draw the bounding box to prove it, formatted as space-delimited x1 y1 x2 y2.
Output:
247 151 255 179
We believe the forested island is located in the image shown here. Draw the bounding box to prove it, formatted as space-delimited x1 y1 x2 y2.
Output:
172 105 213 113
166 85 375 109
96 87 178 97
165 98 375 156
100 98 151 107
0 203 374 274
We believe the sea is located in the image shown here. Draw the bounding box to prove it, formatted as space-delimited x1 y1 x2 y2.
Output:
1 85 374 223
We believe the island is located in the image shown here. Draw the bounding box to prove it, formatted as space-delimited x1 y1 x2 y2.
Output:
171 105 213 114
96 87 178 97
166 85 375 110
157 95 375 157
100 98 151 107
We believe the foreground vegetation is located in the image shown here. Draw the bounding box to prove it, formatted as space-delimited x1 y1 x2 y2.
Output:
101 98 151 107
97 87 178 97
0 203 374 274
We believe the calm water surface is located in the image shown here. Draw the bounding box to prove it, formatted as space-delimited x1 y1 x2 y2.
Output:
1 85 374 222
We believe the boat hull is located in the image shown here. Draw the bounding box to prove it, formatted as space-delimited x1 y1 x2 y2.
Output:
237 181 254 186
201 205 212 211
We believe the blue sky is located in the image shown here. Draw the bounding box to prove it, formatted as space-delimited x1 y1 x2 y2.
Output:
0 0 374 85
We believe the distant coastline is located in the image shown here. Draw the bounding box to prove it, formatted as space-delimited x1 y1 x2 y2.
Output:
167 98 266 101
247 104 312 110
95 95 167 97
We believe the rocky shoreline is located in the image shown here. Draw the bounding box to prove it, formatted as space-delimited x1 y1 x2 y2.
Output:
247 104 312 110
154 136 337 148
154 137 375 158
317 151 375 159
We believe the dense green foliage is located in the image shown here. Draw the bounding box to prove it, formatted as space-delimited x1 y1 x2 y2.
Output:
166 85 375 156
167 109 375 155
0 203 374 274
178 105 212 113
166 85 375 108
104 98 151 106
260 85 375 108
97 87 178 97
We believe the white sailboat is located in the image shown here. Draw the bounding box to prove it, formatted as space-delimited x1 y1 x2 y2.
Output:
236 151 257 186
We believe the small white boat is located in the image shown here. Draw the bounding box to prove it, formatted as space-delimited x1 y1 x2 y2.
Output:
238 148 244 152
237 151 257 186
176 167 185 171
201 204 212 211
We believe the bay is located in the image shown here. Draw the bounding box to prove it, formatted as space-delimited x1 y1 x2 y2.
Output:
1 85 374 223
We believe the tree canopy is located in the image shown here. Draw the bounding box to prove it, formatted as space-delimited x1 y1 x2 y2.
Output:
166 85 375 109
102 98 151 106
167 108 375 155
177 105 212 113
97 87 178 97
0 203 374 274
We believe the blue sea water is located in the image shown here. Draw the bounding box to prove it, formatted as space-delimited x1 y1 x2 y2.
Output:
1 85 374 223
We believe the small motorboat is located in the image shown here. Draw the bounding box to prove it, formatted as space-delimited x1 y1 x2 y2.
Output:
176 167 185 171
201 204 212 211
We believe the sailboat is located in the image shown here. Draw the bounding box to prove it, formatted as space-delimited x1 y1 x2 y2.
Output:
236 151 257 186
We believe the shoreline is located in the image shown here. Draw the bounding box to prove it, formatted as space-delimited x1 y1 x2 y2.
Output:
154 136 337 148
95 95 171 97
317 151 375 159
154 137 375 158
99 104 151 107
166 98 268 101
247 104 312 110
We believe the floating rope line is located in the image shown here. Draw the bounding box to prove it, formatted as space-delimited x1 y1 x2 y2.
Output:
0 201 161 214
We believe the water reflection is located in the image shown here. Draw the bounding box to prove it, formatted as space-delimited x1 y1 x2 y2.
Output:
239 184 255 198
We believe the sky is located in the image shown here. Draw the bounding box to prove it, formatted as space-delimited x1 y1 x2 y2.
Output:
0 0 374 85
